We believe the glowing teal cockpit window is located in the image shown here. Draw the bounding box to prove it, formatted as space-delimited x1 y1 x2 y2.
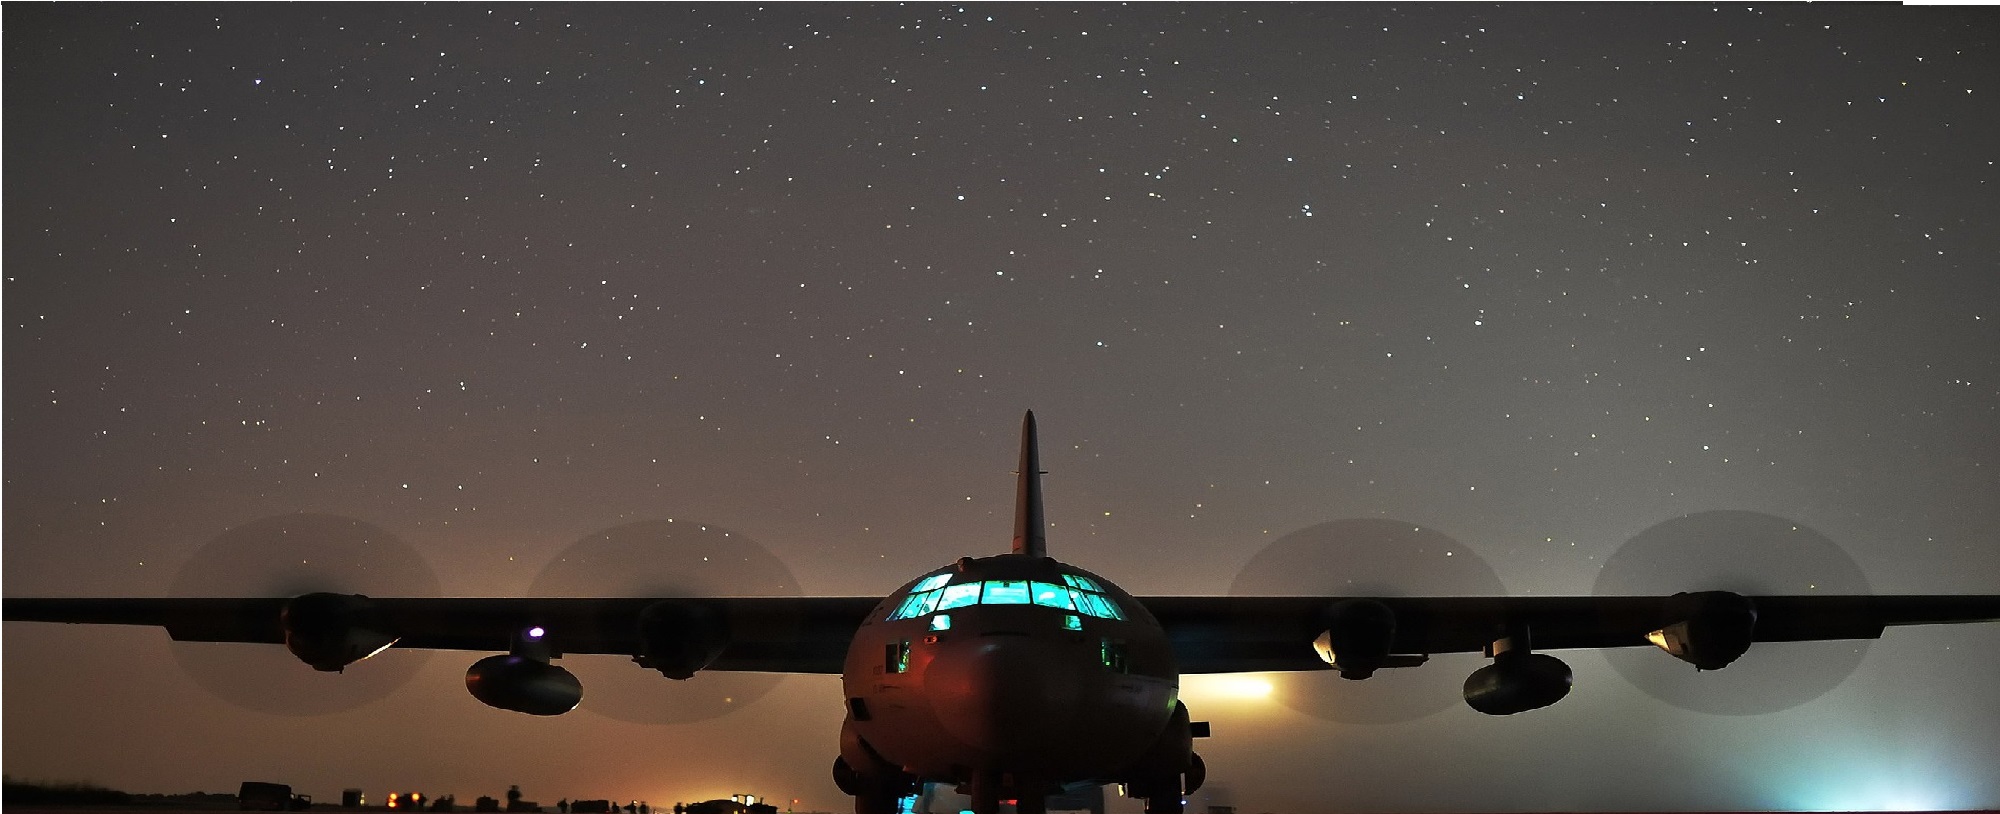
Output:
887 589 945 621
1031 582 1074 610
1062 614 1083 631
888 572 1123 621
1066 589 1094 614
930 614 953 631
981 580 1031 604
1076 591 1125 621
938 582 982 610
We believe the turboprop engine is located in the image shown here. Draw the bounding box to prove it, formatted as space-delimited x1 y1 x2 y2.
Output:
1313 599 1396 678
282 592 398 672
1647 590 1758 670
634 600 729 679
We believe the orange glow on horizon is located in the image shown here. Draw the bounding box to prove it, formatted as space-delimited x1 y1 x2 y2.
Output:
1180 674 1276 702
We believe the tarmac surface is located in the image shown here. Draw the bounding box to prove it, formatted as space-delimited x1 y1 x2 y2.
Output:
11 808 2000 814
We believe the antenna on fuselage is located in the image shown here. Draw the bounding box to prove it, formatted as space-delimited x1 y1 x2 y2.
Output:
1012 411 1047 558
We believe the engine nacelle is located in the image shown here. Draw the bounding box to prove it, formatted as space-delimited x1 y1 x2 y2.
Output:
634 600 729 679
1463 652 1572 715
1313 599 1397 679
1648 591 1757 670
465 654 583 716
282 592 398 672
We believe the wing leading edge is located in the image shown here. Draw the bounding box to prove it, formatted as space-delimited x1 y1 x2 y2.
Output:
2 596 879 674
11 593 1997 676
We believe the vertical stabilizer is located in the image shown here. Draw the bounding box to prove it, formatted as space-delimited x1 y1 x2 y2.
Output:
1012 411 1047 557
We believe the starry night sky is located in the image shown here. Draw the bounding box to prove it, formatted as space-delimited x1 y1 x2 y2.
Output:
6 4 1999 812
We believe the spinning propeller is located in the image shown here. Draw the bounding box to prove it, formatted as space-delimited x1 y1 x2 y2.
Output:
1228 510 1876 722
1229 519 1506 724
529 519 800 724
1593 510 1871 715
167 513 439 715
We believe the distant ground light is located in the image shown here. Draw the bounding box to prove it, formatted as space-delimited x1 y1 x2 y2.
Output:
1179 674 1277 703
1766 759 1971 812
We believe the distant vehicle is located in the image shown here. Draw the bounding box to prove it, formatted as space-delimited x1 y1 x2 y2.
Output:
240 781 312 811
684 800 773 814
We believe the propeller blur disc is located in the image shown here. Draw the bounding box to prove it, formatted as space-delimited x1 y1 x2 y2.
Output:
1593 510 1871 715
529 519 799 724
1230 519 1506 724
168 513 439 716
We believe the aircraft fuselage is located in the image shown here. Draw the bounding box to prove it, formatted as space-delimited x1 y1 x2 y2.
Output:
837 553 1195 814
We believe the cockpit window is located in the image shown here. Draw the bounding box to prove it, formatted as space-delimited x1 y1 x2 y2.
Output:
885 572 1126 621
982 581 1031 604
1078 590 1125 620
1061 574 1102 592
890 589 943 620
937 582 982 610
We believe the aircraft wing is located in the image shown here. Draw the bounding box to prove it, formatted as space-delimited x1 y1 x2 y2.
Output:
1 596 881 674
12 593 2000 676
1144 594 2000 673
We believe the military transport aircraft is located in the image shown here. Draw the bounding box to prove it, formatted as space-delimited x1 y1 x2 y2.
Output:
7 412 2000 814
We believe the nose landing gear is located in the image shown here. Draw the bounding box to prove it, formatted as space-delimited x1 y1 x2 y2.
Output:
967 771 1053 814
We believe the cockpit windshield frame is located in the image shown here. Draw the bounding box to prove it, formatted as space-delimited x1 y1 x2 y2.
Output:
885 572 1125 622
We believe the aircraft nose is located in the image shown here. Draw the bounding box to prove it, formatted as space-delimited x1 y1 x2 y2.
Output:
927 633 1088 753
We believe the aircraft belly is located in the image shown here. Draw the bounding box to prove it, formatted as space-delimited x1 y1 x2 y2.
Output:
855 633 1175 783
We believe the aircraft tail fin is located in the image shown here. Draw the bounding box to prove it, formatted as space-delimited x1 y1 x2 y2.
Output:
1012 411 1047 558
